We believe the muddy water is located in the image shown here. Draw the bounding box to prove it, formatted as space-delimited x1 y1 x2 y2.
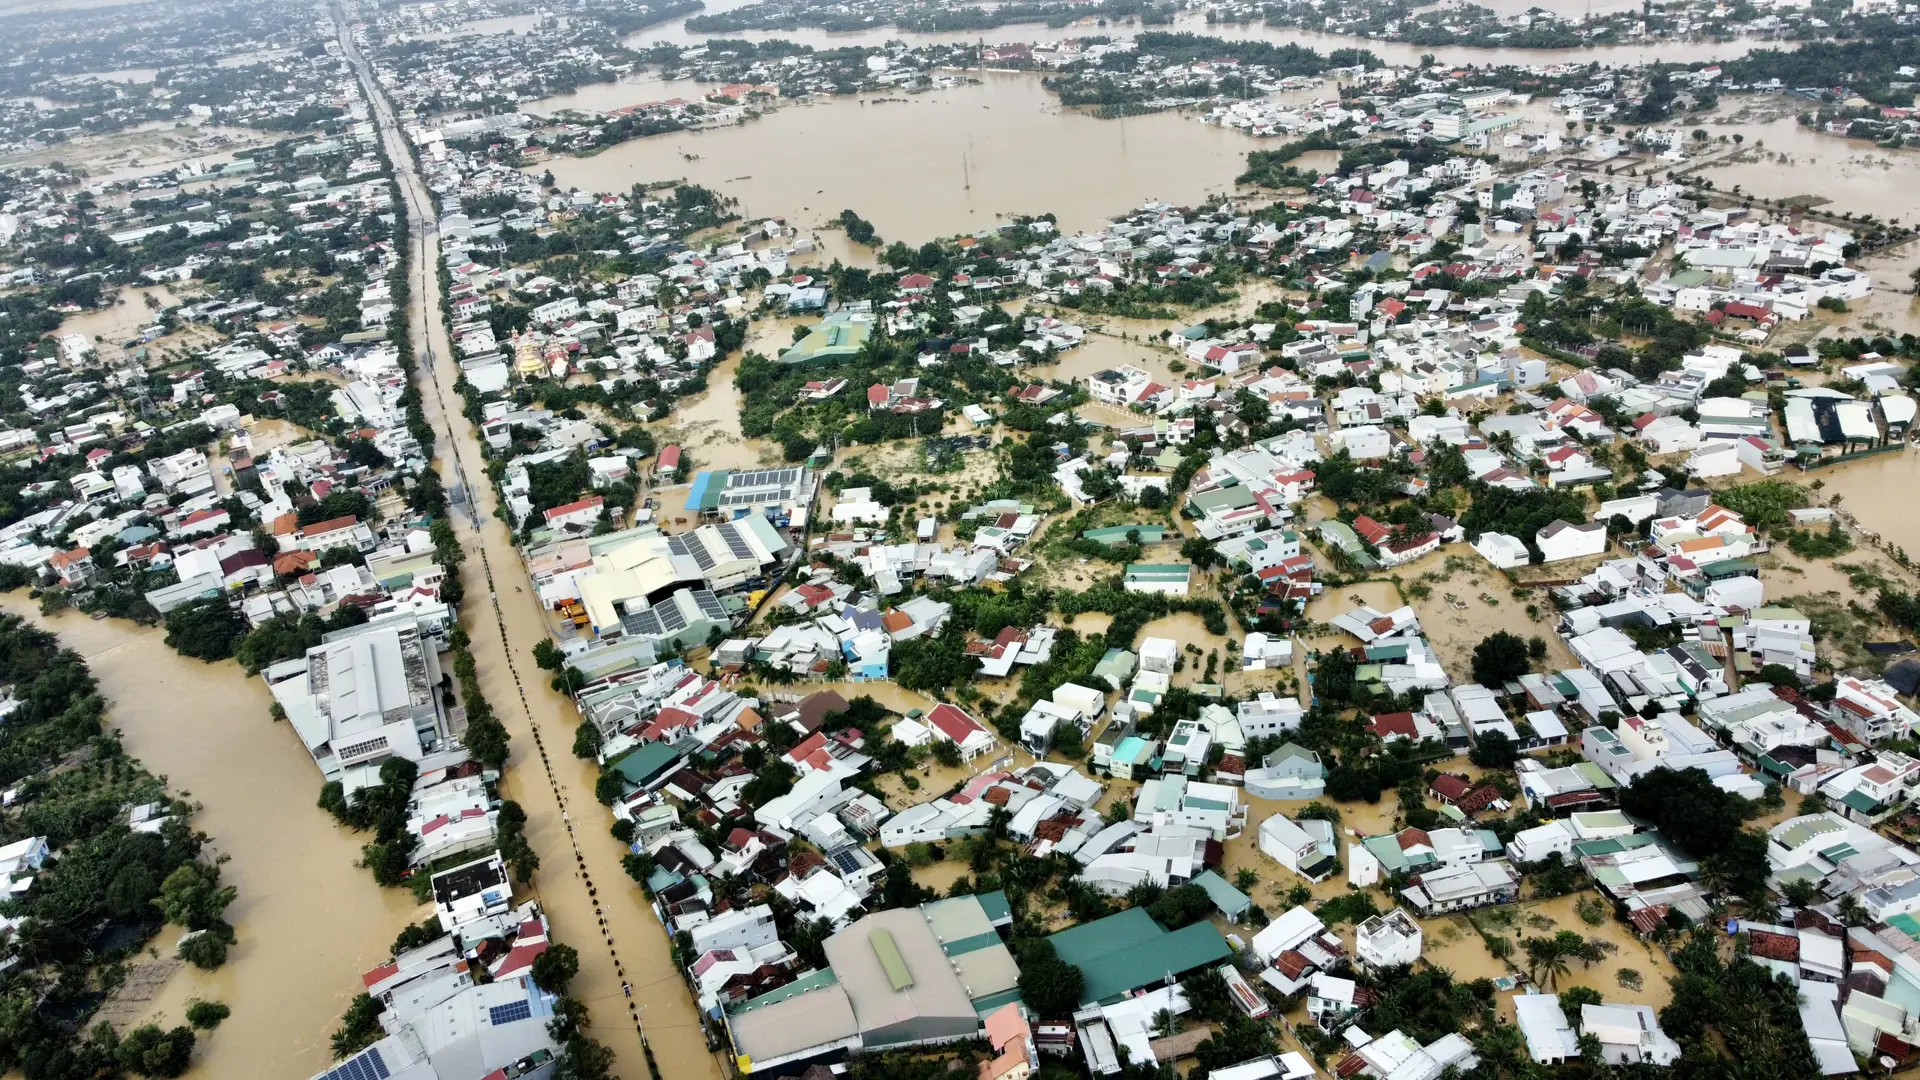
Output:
1032 331 1188 387
1805 450 1920 551
643 321 785 474
1692 117 1920 224
524 72 685 117
57 284 177 346
1397 545 1576 679
622 6 1791 67
536 71 1263 239
0 597 421 1080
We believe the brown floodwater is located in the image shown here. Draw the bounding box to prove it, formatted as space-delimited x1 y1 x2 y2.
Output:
536 71 1266 239
1692 117 1920 224
1805 450 1920 551
0 597 423 1080
622 5 1792 67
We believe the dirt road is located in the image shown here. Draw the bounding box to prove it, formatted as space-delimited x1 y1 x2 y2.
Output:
335 6 727 1078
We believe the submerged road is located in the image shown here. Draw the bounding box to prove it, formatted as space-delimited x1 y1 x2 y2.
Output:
333 6 728 1079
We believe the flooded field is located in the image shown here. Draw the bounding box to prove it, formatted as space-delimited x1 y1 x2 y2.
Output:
1807 449 1920 551
56 283 177 343
621 5 1794 67
1397 547 1576 680
1692 116 1920 224
0 598 421 1080
536 71 1266 240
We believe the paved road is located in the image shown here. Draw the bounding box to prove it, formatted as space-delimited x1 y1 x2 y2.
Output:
333 7 727 1079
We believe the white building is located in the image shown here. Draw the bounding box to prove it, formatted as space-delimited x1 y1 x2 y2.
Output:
1354 909 1423 972
1258 813 1338 882
1473 531 1531 569
1536 519 1608 563
264 621 449 786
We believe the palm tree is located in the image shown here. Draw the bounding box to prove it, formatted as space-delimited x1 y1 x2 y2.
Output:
1838 895 1868 926
1150 1008 1182 1039
1182 967 1232 1022
1524 936 1572 989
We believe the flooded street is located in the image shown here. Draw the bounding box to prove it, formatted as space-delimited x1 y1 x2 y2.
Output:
361 25 731 1066
0 597 421 1080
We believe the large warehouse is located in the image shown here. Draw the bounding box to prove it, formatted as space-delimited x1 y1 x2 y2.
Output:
725 893 1019 1074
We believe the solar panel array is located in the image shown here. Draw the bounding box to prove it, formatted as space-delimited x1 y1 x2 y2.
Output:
718 468 803 508
830 848 865 875
718 522 755 561
694 591 729 622
685 535 717 572
489 1000 532 1026
657 600 689 633
324 1048 390 1080
621 609 664 637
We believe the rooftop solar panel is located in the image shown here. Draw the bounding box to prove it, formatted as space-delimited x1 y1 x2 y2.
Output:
489 999 532 1026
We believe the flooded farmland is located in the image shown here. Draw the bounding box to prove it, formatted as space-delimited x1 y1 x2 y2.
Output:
536 71 1265 240
622 4 1796 67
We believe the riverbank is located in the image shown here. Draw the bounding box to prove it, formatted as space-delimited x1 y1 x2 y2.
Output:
0 596 421 1080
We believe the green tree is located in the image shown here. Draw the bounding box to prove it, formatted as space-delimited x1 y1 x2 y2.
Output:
1471 630 1532 687
332 995 384 1058
572 722 602 759
1015 943 1084 1018
163 597 245 662
117 1025 195 1078
558 1035 616 1080
1180 536 1224 570
178 927 233 970
594 771 626 805
531 943 581 993
185 1001 230 1030
155 862 236 931
1469 729 1518 770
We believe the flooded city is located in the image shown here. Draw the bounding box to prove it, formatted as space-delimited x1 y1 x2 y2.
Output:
4 0 1920 1078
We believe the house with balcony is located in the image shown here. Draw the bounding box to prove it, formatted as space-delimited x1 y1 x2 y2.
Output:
1354 909 1424 973
1824 677 1920 745
1133 776 1244 840
1818 752 1920 825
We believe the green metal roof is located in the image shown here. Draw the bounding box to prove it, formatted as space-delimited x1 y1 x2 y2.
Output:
729 968 839 1016
942 931 1004 958
870 928 913 990
1124 563 1193 580
1188 487 1257 512
1191 869 1251 917
1049 909 1232 1004
610 741 682 788
1573 762 1617 789
1841 789 1884 815
972 987 1024 1016
976 890 1012 926
780 313 871 363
